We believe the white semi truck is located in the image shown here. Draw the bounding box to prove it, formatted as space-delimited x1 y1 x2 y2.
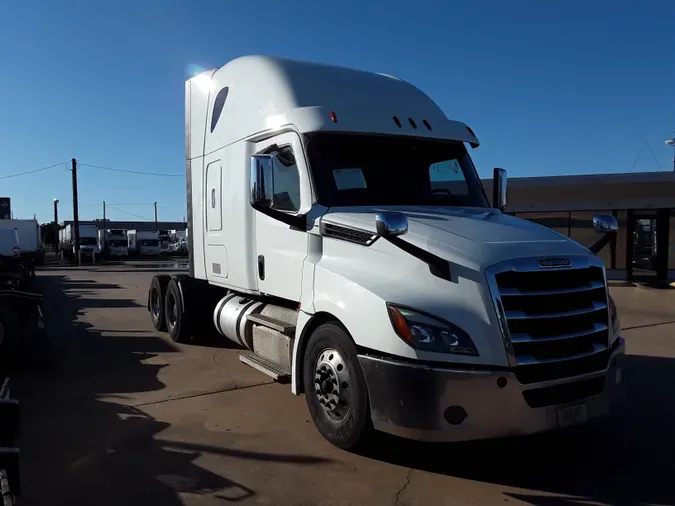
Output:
128 230 161 256
148 56 625 449
98 229 129 257
59 223 100 258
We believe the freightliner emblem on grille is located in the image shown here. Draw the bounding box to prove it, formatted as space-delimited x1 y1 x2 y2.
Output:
538 257 572 268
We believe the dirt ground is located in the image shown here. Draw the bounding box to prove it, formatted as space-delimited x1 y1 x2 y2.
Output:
12 264 675 506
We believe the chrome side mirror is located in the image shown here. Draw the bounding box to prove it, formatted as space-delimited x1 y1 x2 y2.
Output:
376 211 408 237
250 154 274 207
493 168 507 212
593 214 618 233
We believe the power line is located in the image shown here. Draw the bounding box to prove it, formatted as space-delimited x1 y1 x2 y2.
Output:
629 146 644 173
644 140 664 172
105 204 152 221
0 161 68 180
79 162 183 177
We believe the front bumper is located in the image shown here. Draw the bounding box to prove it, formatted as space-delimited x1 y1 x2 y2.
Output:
358 337 626 443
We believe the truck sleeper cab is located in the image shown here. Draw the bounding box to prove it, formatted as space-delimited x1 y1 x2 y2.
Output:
148 55 625 449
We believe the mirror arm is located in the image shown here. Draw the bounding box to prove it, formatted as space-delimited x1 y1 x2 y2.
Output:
251 203 307 230
383 235 452 282
588 233 613 255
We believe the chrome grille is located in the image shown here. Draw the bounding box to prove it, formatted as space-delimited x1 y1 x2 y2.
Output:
487 256 610 385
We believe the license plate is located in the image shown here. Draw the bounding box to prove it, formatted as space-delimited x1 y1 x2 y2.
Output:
557 403 588 428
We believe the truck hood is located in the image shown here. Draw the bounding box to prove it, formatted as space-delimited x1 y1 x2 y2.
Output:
321 206 591 269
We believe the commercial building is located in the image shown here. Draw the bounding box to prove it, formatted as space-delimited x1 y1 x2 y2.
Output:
483 171 675 282
60 220 187 232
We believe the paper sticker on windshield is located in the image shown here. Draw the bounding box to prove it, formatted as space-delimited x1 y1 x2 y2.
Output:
430 160 462 181
333 168 367 190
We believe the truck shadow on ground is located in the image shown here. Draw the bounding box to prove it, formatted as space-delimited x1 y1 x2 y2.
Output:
359 352 674 506
15 273 329 506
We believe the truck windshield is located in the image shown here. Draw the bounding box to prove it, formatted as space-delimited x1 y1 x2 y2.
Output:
140 240 159 247
80 237 97 246
305 133 489 208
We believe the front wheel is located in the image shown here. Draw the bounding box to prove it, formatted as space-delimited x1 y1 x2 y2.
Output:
303 322 372 449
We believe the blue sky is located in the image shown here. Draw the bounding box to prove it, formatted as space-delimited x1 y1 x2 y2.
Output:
1 0 673 223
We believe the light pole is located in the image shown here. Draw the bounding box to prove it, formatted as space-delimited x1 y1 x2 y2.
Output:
666 139 675 172
53 198 59 224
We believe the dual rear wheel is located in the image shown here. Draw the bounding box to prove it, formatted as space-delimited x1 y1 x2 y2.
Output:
149 275 189 343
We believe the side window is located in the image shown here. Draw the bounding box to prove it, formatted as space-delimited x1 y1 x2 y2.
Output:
429 159 469 196
270 146 301 212
210 87 229 133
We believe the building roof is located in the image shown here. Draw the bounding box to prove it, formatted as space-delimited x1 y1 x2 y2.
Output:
481 171 675 212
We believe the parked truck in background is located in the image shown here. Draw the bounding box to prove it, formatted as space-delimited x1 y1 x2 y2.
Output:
170 229 187 241
128 230 161 256
158 230 172 252
0 219 45 265
59 223 100 258
98 229 128 257
148 56 625 449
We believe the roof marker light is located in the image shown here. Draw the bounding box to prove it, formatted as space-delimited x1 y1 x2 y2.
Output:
408 118 417 129
393 116 402 128
330 111 338 123
423 120 432 130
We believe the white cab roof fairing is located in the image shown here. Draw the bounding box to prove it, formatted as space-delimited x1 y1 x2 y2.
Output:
197 55 480 154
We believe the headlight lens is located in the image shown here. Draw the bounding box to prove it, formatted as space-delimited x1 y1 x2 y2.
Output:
609 295 620 339
387 304 478 356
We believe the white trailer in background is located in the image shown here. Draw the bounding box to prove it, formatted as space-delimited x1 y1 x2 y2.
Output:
128 230 160 256
147 55 626 450
0 228 20 258
59 223 100 258
0 219 44 265
98 229 128 257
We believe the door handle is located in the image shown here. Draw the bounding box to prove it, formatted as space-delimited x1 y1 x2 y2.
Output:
258 255 265 280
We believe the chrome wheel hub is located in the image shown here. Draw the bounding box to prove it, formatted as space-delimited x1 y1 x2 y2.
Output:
314 348 351 423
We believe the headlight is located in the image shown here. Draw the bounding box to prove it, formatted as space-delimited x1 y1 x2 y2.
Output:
608 295 620 340
387 304 478 356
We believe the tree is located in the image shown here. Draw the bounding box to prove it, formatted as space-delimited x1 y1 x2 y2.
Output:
40 222 62 248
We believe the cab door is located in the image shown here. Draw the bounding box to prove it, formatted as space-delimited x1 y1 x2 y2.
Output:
253 132 311 301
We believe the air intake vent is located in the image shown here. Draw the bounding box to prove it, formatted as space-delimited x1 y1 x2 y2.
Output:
321 223 377 246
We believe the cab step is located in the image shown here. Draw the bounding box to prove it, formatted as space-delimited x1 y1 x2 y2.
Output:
239 351 291 383
247 313 296 336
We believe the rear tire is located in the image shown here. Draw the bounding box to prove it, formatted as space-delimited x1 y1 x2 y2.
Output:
149 275 170 332
165 279 190 343
303 322 371 450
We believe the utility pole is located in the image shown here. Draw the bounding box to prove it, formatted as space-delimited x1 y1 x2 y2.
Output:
154 201 158 231
53 199 59 224
71 158 81 265
103 201 106 227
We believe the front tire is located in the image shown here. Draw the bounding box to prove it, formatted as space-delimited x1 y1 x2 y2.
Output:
165 279 190 343
303 322 371 449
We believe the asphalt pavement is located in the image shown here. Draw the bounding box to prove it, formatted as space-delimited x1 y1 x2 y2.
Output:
12 262 675 506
